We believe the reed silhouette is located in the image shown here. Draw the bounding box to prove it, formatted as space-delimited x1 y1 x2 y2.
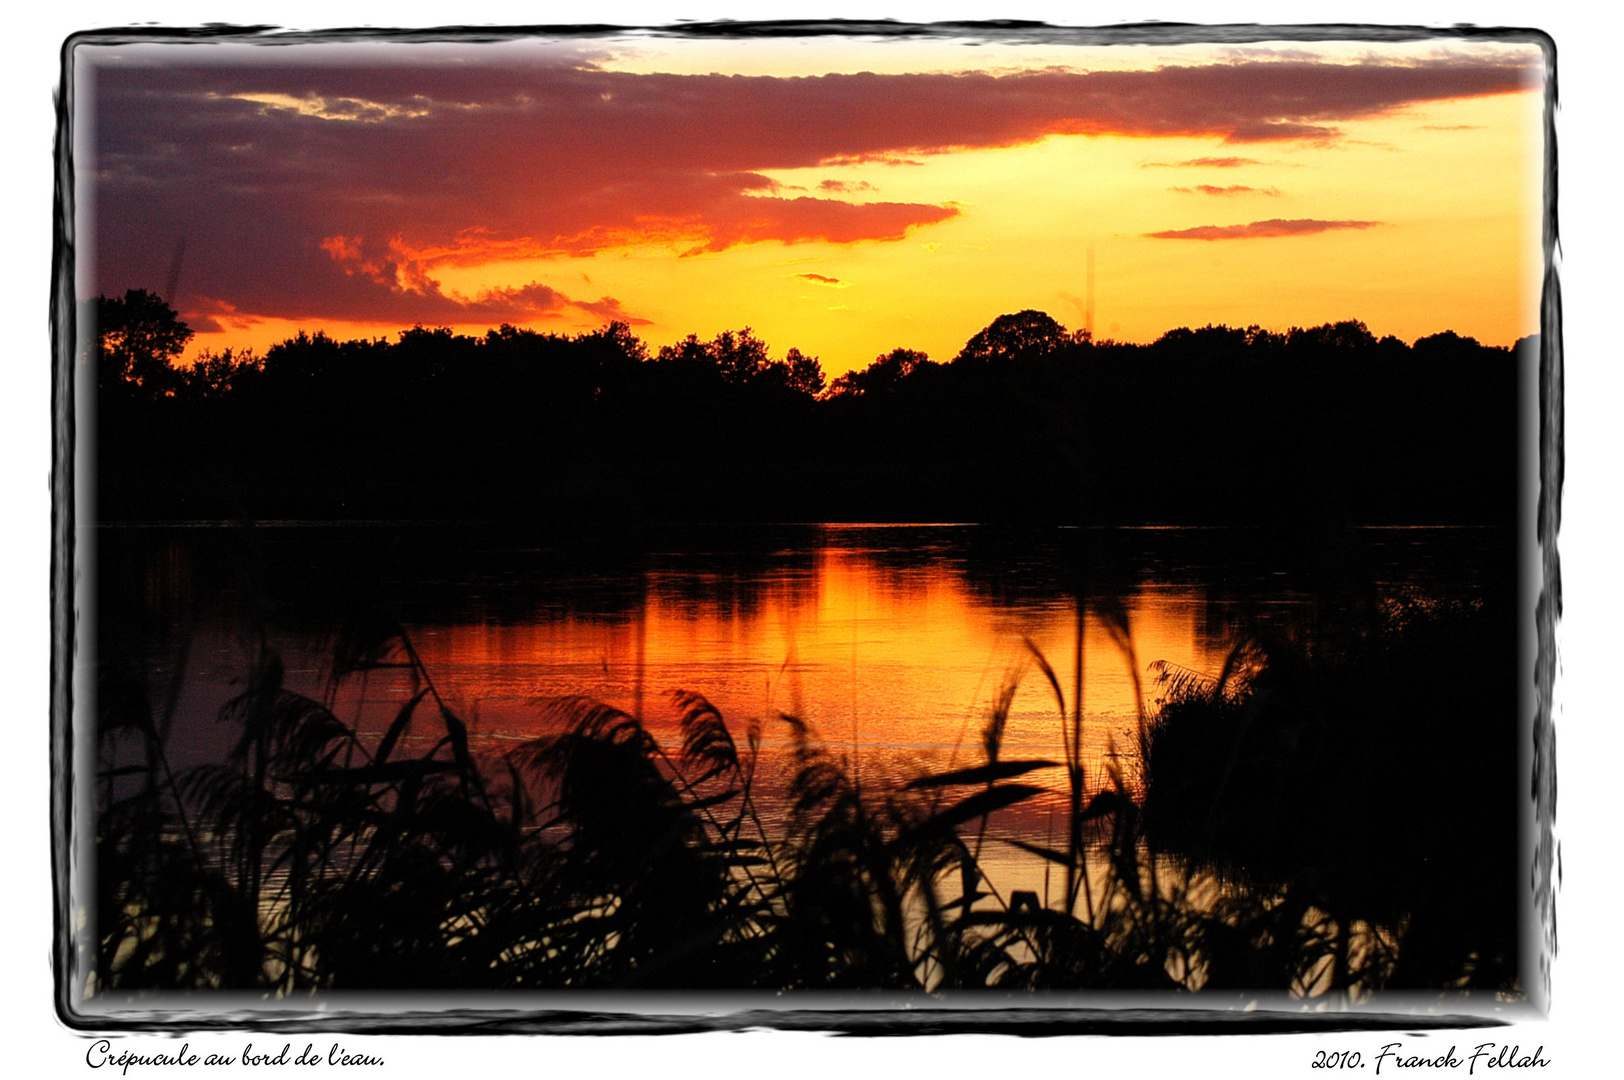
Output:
1141 594 1520 993
92 582 1519 999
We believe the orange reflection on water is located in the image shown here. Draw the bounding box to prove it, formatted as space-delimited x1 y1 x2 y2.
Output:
402 538 1231 801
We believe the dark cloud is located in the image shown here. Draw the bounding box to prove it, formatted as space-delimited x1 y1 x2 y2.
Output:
1146 218 1382 239
85 49 1533 325
461 281 651 325
795 273 845 285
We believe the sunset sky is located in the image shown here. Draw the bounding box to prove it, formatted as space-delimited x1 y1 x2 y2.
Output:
76 30 1547 375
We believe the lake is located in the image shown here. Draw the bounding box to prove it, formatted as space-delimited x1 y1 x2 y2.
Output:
90 520 1514 901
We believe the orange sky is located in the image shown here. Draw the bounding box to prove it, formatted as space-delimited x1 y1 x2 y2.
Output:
79 32 1547 375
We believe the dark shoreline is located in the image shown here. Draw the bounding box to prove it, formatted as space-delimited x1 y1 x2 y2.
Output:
90 315 1530 530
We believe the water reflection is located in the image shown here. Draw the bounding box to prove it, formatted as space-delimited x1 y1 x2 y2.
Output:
96 520 1510 818
403 548 1217 788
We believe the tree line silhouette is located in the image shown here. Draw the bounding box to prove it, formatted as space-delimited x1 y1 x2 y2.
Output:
91 290 1526 525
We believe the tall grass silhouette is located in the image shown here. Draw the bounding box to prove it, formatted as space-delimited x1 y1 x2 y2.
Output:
93 589 1519 998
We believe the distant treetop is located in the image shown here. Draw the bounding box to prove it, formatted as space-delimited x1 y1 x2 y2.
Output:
955 309 1070 365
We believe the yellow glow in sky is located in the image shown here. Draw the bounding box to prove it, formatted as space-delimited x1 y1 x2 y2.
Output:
142 36 1546 373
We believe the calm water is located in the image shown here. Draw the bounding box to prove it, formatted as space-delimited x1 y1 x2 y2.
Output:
93 521 1511 896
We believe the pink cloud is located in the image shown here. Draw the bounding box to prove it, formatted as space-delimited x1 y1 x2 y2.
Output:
1169 184 1281 196
818 179 876 193
1146 218 1382 240
1144 156 1267 168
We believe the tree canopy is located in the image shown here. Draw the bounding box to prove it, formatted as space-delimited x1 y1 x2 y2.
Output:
954 309 1070 365
96 289 193 396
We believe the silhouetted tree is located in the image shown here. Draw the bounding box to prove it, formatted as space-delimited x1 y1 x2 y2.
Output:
711 328 770 385
580 320 650 364
96 288 193 396
783 347 826 397
826 348 932 397
655 333 712 366
180 346 260 401
1286 319 1377 352
954 309 1069 365
1412 329 1483 355
656 327 773 386
1154 324 1252 354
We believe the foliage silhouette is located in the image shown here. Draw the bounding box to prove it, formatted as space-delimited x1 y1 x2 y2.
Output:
826 348 935 398
95 289 193 397
953 309 1071 365
91 295 1523 528
1140 594 1521 993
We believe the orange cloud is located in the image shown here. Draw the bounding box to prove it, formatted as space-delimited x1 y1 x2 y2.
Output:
319 235 363 260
